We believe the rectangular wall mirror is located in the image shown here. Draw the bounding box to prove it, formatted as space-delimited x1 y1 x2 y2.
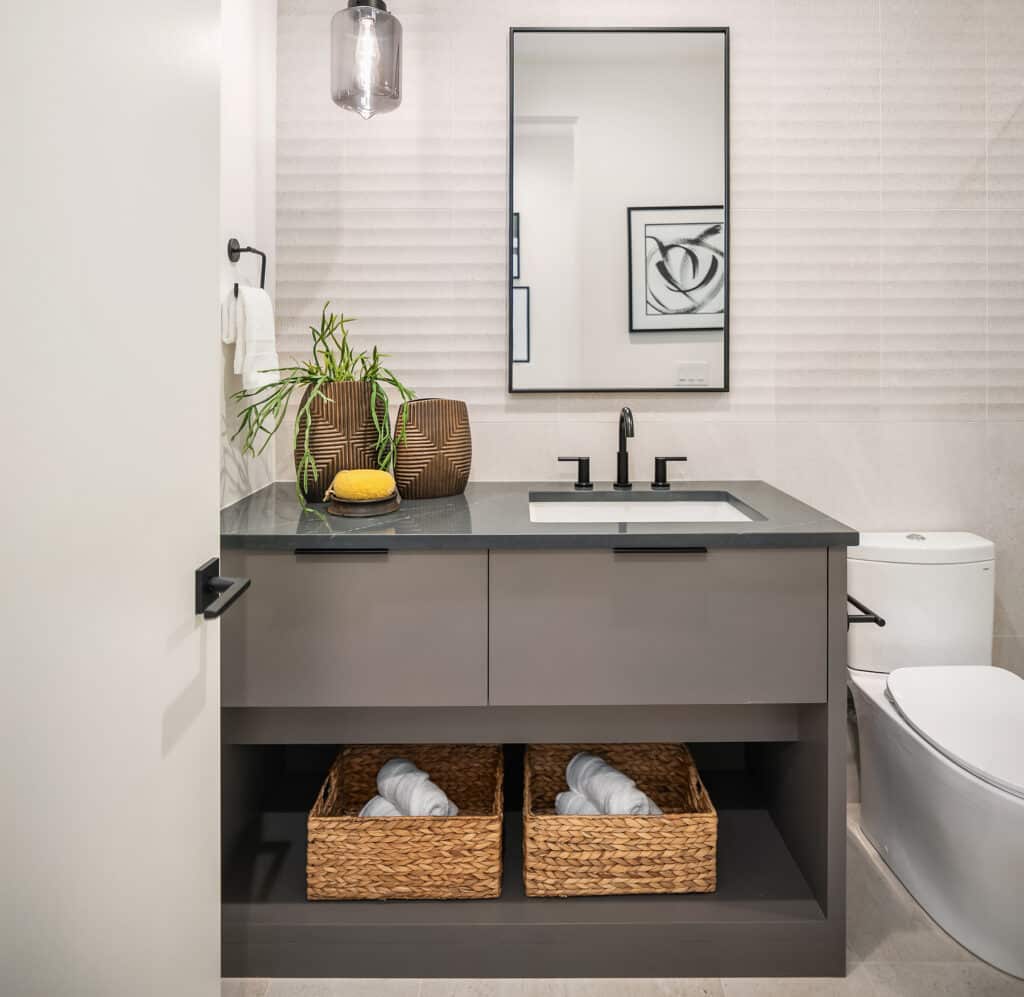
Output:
508 28 729 393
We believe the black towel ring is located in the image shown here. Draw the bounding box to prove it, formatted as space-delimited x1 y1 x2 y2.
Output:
228 238 267 298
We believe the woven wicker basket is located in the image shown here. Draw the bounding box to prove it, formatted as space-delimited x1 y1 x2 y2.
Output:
307 744 503 900
523 743 717 898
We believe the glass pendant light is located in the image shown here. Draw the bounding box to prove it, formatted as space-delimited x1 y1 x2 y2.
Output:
331 0 402 119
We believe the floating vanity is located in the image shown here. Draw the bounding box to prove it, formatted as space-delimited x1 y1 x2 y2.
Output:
220 480 857 979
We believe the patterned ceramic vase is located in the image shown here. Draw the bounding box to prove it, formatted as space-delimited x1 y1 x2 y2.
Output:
294 381 385 502
393 398 472 499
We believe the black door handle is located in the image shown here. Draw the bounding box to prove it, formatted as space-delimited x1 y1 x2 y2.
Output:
195 557 251 620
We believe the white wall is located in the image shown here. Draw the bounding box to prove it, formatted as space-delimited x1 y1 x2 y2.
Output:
274 0 1024 679
221 0 278 508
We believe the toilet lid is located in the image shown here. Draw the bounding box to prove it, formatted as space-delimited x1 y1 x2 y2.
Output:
886 667 1024 800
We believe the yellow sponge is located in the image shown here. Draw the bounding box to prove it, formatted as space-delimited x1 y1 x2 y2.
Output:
327 469 396 502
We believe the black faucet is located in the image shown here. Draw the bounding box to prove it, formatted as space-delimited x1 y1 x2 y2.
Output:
614 406 634 490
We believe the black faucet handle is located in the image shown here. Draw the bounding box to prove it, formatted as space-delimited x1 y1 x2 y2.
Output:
652 456 688 489
558 456 594 490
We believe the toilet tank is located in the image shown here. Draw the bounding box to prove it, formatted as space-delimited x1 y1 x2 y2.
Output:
848 532 995 673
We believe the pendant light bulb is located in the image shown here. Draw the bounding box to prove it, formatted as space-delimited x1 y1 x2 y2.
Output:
331 0 402 119
354 15 381 97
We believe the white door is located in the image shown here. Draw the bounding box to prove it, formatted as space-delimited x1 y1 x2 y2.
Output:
1 4 223 996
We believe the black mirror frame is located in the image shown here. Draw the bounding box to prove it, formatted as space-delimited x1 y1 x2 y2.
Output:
507 26 730 394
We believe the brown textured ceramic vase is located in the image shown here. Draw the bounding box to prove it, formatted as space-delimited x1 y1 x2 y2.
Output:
294 381 385 501
393 398 472 499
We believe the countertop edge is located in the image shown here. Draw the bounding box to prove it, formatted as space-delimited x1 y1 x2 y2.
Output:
220 531 859 552
220 482 859 552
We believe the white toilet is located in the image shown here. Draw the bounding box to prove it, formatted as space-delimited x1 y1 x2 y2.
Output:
848 532 1024 979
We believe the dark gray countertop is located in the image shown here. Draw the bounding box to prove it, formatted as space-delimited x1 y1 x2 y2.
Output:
220 481 858 551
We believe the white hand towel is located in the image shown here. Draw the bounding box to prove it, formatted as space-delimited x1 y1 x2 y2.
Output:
555 790 601 815
232 286 279 391
566 752 662 816
359 794 402 817
220 295 239 344
377 758 459 817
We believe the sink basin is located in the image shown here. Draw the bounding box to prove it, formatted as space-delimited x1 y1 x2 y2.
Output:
528 490 758 524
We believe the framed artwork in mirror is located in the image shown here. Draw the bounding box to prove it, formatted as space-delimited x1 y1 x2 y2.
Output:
512 213 520 280
628 206 726 333
512 286 530 362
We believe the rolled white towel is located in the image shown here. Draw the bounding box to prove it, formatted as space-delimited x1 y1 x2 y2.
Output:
377 757 459 817
555 790 601 815
359 794 401 817
566 752 662 816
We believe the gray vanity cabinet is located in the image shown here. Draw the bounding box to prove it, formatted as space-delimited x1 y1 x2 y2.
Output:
221 549 488 707
221 481 857 980
488 548 828 706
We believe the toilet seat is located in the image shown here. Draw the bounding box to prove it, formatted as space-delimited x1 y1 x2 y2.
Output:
886 666 1024 800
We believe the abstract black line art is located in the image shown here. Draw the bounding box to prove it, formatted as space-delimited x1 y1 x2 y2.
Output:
628 206 726 333
645 222 725 316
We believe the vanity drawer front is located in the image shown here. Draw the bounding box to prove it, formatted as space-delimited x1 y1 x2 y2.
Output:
489 548 827 706
222 549 487 707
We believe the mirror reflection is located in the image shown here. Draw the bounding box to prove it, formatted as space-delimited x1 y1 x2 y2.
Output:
509 29 729 392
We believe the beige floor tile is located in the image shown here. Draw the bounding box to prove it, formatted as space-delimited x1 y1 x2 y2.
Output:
418 982 555 997
265 981 420 996
721 963 879 996
223 982 270 997
846 823 974 964
862 962 1024 996
419 984 722 997
558 981 723 997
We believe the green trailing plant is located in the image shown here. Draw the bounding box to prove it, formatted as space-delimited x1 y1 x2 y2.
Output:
232 303 414 505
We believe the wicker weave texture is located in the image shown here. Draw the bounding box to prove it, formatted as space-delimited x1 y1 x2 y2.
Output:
307 744 503 900
523 743 717 898
293 381 385 501
393 398 472 499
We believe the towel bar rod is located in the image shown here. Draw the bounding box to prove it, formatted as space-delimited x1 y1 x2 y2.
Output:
228 237 267 297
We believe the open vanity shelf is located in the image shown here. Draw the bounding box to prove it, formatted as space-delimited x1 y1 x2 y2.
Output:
223 741 840 979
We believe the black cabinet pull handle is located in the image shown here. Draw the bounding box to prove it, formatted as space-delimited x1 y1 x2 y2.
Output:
847 594 886 630
293 547 390 556
613 546 708 555
195 558 251 620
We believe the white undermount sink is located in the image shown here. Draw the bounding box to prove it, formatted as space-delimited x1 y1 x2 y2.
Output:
528 491 755 524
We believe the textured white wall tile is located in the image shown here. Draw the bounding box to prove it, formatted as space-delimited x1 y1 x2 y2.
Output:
987 421 1024 638
993 636 1024 678
873 421 989 530
881 0 987 212
880 210 987 421
986 0 1024 211
775 210 882 422
274 0 1024 634
987 210 1024 419
773 422 883 526
775 0 882 212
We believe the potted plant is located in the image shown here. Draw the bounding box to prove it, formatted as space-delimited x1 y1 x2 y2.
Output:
232 303 414 504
